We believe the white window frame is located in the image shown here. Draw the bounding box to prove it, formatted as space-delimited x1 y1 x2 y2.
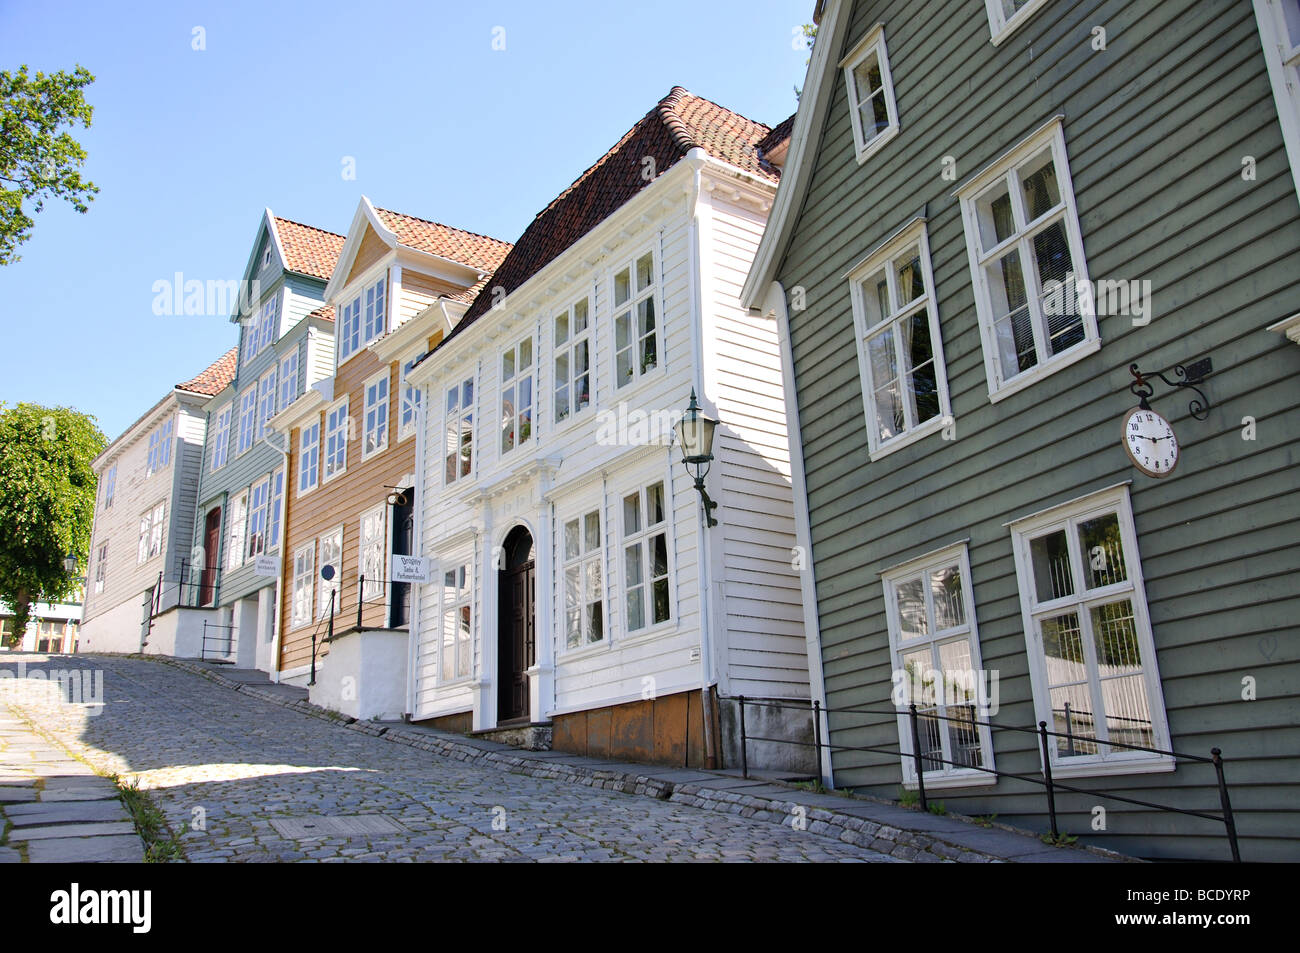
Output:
359 504 386 603
146 418 171 477
338 275 387 364
256 367 277 443
211 404 231 470
318 526 344 620
291 542 315 629
255 294 280 354
298 420 320 496
94 542 108 593
984 0 1050 46
1254 0 1300 203
102 465 117 509
226 490 248 572
443 376 475 487
268 467 285 551
237 387 258 455
619 479 672 636
362 369 390 460
882 543 996 790
440 562 472 683
848 218 952 459
279 350 299 409
323 397 349 483
137 502 165 565
956 117 1098 403
553 295 593 426
246 475 271 560
500 335 535 455
398 351 422 442
839 23 900 164
561 507 605 652
1008 484 1173 779
612 249 661 390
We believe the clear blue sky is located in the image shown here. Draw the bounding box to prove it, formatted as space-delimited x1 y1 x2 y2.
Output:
0 0 810 439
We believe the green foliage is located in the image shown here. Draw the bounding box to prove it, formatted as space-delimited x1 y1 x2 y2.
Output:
974 814 998 828
0 403 105 644
898 786 920 808
928 800 947 816
113 774 184 862
0 65 99 265
794 22 818 101
1041 831 1079 847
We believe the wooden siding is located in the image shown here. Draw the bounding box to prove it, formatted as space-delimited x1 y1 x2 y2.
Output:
347 226 389 287
776 0 1300 860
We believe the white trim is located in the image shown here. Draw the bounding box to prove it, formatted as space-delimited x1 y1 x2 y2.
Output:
1255 0 1300 204
840 22 900 165
322 395 349 485
360 367 391 461
609 243 665 393
984 0 1050 46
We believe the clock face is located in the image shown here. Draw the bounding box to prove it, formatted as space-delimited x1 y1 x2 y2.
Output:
1123 408 1179 477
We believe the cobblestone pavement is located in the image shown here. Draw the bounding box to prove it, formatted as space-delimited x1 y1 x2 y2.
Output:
0 654 900 863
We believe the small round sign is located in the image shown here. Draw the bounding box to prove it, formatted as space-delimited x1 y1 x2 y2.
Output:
320 564 335 581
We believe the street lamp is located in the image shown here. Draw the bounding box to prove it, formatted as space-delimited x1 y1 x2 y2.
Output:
674 389 719 528
63 552 77 574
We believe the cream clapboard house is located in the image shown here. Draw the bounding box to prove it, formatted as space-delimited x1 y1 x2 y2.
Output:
403 88 811 769
80 350 237 655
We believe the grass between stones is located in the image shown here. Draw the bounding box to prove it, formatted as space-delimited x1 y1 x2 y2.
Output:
111 775 185 863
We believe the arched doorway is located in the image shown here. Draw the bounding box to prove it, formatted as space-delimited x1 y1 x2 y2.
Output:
498 525 536 723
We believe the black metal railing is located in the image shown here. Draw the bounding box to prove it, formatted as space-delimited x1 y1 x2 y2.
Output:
353 575 410 631
200 621 236 662
735 696 1241 862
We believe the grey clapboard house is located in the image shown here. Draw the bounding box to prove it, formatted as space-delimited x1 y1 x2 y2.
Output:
744 0 1300 861
188 212 342 672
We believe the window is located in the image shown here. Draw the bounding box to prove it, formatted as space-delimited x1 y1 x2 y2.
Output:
444 378 474 485
324 398 349 482
399 353 422 441
268 467 284 550
1009 485 1172 778
226 490 248 571
237 387 258 455
255 295 280 354
101 465 117 509
298 421 320 494
554 296 592 424
291 543 315 628
257 368 277 442
146 418 172 477
363 370 389 458
883 544 995 788
957 118 1096 401
211 404 231 470
441 564 471 681
849 219 951 457
613 251 659 388
841 24 899 163
563 510 604 649
93 542 108 594
984 0 1050 45
338 276 387 363
137 503 165 564
262 244 273 269
500 337 534 454
621 481 670 632
360 506 385 601
318 527 343 619
279 350 299 408
1255 0 1300 203
246 476 270 559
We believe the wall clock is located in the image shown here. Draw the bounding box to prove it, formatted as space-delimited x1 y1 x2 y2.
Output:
1122 406 1178 477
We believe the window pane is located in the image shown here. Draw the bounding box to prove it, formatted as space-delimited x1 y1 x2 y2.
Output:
1042 611 1086 685
1019 149 1061 221
1078 513 1128 588
895 577 927 638
860 268 889 327
636 253 654 290
623 493 641 535
652 577 670 623
614 268 631 306
564 520 580 560
502 349 515 381
896 248 924 307
902 311 939 425
1049 683 1099 757
587 601 603 642
867 326 897 391
627 587 645 631
987 249 1035 375
1100 677 1155 750
1030 529 1074 602
555 312 569 346
573 297 588 333
977 178 1015 249
625 544 643 584
647 483 666 524
519 338 532 369
930 565 965 629
584 512 600 551
1034 222 1084 356
651 532 668 578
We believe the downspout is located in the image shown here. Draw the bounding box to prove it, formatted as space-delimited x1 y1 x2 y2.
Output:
263 426 290 682
684 146 720 769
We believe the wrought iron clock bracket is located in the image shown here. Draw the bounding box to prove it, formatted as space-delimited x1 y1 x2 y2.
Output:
1128 359 1212 420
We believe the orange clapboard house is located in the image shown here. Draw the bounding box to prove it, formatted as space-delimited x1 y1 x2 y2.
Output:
267 197 510 716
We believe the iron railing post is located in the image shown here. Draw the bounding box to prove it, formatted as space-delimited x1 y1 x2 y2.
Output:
1039 721 1059 839
1211 748 1241 862
908 704 928 812
738 695 748 779
812 699 823 785
201 620 207 661
1064 701 1076 757
357 575 364 630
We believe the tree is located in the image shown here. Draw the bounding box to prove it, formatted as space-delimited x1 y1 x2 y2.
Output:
0 404 106 646
795 23 818 101
0 65 99 266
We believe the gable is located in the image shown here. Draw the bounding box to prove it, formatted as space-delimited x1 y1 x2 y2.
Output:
347 224 392 286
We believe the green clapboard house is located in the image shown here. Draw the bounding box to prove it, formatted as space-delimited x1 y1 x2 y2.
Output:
743 0 1300 861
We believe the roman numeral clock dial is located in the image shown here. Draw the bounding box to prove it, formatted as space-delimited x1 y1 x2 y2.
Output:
1123 407 1179 477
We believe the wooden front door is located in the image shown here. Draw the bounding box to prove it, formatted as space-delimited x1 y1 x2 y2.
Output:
200 507 221 606
389 492 414 628
497 527 536 724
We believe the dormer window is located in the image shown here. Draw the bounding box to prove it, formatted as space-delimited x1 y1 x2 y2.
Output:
339 275 388 363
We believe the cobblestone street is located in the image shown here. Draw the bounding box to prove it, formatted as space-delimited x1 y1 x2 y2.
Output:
0 654 901 863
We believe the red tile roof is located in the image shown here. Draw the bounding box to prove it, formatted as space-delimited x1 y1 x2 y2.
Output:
306 305 335 323
457 87 777 329
176 347 238 396
756 113 795 161
371 207 512 276
272 217 345 280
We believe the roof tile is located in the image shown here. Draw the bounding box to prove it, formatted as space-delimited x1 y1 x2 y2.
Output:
371 208 512 275
176 347 238 396
273 218 345 280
